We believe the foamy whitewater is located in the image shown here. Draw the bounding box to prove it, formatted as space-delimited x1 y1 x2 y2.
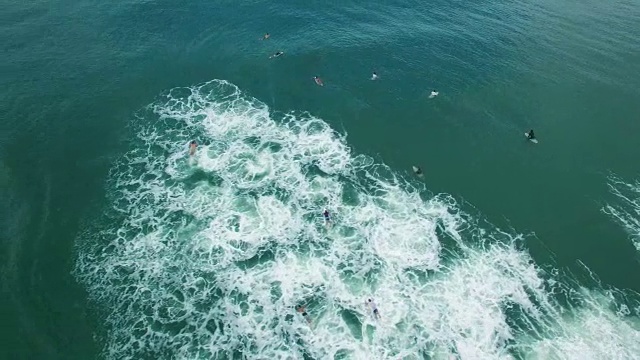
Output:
604 175 640 252
75 80 640 360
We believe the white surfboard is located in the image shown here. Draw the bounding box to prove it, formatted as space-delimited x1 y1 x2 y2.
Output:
524 133 538 143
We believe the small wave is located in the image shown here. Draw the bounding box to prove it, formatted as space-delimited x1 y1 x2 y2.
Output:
603 174 640 251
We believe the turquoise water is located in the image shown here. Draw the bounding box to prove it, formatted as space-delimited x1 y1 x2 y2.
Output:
2 0 640 359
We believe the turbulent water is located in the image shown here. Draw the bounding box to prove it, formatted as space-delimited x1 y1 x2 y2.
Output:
3 0 640 357
74 81 640 359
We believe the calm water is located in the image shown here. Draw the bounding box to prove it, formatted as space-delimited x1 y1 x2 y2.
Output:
2 0 640 359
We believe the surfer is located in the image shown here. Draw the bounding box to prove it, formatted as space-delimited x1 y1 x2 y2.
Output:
189 140 197 156
429 90 439 98
371 71 378 80
270 51 284 58
262 33 270 40
366 298 381 320
526 129 535 140
313 76 324 86
322 209 331 226
413 166 423 177
296 305 312 324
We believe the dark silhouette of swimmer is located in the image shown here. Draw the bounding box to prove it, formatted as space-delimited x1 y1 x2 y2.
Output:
322 209 331 227
526 129 535 140
296 305 312 324
270 51 284 58
189 140 197 156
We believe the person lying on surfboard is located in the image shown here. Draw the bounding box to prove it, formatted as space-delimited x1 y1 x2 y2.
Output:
269 51 284 58
313 76 324 86
526 129 535 140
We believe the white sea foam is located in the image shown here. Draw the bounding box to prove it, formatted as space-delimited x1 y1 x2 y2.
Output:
75 80 640 360
521 290 640 360
603 174 640 251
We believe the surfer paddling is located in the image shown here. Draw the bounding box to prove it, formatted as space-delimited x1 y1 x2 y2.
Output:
270 51 284 59
412 166 423 177
371 71 379 80
429 90 439 98
313 76 324 86
526 129 535 140
525 129 538 143
261 33 270 40
189 140 197 156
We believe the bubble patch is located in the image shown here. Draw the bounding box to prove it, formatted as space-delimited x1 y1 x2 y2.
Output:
75 80 640 360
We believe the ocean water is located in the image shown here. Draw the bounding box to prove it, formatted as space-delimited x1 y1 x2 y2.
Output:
2 0 640 359
604 175 640 252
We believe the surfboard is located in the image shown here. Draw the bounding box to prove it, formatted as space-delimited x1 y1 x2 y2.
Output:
524 133 538 143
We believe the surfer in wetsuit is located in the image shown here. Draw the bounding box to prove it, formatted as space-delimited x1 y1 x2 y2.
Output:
526 129 535 140
189 140 197 156
366 298 381 320
296 305 312 324
371 71 378 80
270 51 284 58
322 209 331 226
313 76 324 86
413 166 423 176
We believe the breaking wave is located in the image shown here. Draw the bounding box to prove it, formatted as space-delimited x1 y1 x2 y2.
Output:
75 80 640 360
